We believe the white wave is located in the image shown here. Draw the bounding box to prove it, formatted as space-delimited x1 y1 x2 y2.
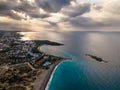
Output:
45 63 61 90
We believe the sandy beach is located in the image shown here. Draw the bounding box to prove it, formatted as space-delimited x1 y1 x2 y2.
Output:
34 58 72 90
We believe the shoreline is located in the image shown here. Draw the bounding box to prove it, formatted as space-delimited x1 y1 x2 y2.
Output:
33 41 71 90
34 58 72 90
45 63 59 90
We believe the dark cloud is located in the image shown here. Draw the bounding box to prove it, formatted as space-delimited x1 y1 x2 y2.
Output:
0 0 50 20
16 0 36 12
29 12 50 18
0 0 120 31
0 0 18 11
14 0 48 18
35 0 74 12
9 11 27 20
47 21 58 27
0 0 18 16
59 0 120 29
16 5 50 19
61 3 91 17
0 0 27 20
0 10 25 20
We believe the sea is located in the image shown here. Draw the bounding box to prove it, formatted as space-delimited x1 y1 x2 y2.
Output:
20 31 120 90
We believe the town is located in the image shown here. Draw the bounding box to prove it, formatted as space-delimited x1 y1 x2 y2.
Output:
0 31 63 90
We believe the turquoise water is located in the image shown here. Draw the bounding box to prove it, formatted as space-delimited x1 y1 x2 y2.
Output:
47 60 92 90
21 31 120 90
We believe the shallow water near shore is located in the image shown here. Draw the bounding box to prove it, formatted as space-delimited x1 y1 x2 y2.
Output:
21 31 120 90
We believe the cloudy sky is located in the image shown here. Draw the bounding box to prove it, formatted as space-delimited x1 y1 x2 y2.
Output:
0 0 120 31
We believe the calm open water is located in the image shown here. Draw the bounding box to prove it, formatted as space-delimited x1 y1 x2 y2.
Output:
20 31 120 90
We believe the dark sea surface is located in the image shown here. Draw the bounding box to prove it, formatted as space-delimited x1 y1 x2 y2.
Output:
20 31 120 90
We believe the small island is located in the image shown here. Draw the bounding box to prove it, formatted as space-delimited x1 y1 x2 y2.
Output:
85 54 108 63
0 31 71 90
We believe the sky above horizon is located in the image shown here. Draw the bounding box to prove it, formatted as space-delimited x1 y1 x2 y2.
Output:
0 0 120 31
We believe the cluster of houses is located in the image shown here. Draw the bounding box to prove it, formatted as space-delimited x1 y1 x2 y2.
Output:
0 32 51 68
